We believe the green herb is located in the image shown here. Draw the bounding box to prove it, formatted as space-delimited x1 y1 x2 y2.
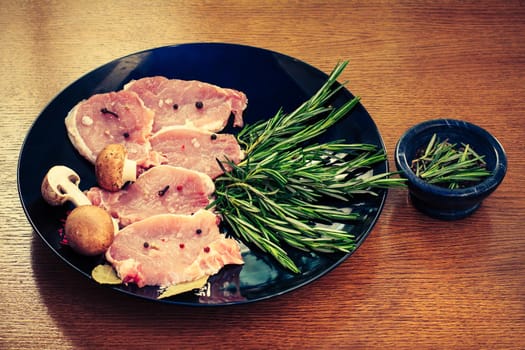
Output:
208 61 404 273
411 133 491 189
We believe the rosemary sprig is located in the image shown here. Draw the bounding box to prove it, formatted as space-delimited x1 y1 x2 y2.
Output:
411 133 491 189
210 61 405 273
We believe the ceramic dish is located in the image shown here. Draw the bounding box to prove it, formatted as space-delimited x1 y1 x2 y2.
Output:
395 119 506 220
18 43 388 305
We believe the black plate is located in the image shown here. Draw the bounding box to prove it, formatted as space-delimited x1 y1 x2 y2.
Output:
18 43 388 306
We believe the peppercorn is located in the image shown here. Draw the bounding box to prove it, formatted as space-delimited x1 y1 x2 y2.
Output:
100 108 119 119
158 185 170 196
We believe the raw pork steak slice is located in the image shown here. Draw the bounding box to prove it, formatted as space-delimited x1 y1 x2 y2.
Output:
65 90 163 167
124 77 248 133
86 165 215 227
106 210 244 288
149 126 245 179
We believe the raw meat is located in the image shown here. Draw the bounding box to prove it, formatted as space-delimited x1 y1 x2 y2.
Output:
65 90 163 167
124 77 248 133
86 165 215 227
106 210 244 288
149 126 245 179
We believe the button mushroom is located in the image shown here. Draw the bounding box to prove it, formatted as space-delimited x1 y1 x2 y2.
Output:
41 165 117 255
41 165 92 207
95 144 137 192
65 205 115 256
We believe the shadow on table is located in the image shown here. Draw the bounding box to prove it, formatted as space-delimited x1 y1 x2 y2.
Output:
380 187 495 268
30 232 376 349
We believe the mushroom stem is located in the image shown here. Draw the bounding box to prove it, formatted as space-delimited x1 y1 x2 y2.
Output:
111 219 119 236
122 158 137 184
59 177 92 207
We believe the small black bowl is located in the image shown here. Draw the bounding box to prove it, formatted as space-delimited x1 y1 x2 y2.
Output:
395 119 507 220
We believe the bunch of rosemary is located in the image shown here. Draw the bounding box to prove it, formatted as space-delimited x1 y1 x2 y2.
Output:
411 133 490 189
210 61 405 273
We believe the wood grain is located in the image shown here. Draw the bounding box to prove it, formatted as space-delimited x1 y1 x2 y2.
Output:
1 1 524 349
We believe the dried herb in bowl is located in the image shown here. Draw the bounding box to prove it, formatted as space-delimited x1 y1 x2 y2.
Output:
411 133 491 189
395 118 507 220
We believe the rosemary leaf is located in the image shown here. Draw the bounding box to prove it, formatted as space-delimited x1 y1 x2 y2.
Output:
411 133 490 189
210 61 405 273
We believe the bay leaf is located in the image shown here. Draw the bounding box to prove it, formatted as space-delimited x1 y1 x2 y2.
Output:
158 276 209 299
91 264 122 284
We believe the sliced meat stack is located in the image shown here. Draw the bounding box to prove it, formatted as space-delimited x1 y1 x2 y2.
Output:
66 77 247 173
106 210 243 288
63 76 247 289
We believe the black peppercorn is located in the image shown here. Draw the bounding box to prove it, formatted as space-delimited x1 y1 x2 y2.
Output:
100 108 119 119
158 185 170 196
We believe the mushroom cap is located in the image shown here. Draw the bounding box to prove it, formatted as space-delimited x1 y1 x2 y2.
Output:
95 144 127 192
64 205 115 256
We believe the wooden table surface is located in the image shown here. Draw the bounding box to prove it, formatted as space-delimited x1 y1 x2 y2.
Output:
1 1 524 349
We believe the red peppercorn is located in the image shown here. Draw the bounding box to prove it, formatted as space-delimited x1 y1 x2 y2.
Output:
179 243 185 249
203 247 210 253
176 185 183 191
